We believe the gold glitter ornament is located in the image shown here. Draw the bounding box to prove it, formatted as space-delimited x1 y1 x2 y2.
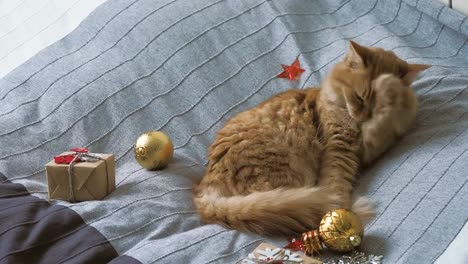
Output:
318 209 363 252
134 131 174 170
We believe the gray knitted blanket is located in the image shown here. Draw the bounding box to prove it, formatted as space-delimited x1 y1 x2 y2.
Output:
1 0 467 263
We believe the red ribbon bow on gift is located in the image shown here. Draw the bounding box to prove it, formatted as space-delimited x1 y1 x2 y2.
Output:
54 148 89 164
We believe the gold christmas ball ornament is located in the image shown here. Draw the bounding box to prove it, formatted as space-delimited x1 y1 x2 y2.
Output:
318 209 364 252
134 131 174 170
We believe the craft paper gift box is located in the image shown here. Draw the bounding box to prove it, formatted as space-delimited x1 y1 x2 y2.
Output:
46 152 115 202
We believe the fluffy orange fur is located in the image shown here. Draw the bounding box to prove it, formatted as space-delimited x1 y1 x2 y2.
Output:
193 41 429 236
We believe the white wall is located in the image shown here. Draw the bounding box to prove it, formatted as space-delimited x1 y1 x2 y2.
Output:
453 0 468 15
437 0 468 16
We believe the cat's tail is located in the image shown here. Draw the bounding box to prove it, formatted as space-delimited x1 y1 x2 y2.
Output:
351 196 375 225
193 186 374 236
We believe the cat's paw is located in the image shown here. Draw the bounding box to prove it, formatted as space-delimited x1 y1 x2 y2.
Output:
372 74 406 107
373 74 403 90
370 73 417 126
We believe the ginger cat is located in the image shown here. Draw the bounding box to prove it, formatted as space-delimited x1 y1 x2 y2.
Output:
193 41 429 236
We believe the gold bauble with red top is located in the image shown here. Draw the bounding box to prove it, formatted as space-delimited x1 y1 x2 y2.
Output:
134 131 174 170
301 230 323 256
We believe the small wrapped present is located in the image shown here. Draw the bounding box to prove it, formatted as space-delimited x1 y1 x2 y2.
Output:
46 148 115 202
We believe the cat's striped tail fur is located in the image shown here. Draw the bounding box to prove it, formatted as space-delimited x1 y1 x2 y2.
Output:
193 186 374 236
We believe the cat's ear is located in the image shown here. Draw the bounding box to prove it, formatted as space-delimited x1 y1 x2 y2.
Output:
347 40 369 67
402 63 431 84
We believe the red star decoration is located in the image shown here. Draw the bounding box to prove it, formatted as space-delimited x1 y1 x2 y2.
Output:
277 58 305 80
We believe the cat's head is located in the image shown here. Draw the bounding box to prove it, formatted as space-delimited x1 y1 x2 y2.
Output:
323 41 430 121
344 40 430 86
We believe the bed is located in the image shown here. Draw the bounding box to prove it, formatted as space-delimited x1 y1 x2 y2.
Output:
0 0 467 263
